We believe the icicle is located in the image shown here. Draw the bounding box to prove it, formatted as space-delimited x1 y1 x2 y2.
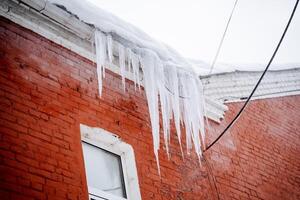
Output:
118 44 126 91
166 65 184 158
157 63 171 159
203 97 211 150
180 75 193 154
94 31 206 172
139 46 206 171
179 72 205 160
140 49 161 174
130 52 141 91
126 48 134 89
136 56 142 91
126 48 132 71
131 54 137 90
196 77 206 147
106 34 113 63
94 30 107 96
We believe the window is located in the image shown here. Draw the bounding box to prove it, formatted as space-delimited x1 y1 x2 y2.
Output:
80 124 141 200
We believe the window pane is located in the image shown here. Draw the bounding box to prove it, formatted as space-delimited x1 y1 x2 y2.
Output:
82 142 126 198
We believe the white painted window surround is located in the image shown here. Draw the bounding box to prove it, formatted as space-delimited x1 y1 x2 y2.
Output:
80 124 142 200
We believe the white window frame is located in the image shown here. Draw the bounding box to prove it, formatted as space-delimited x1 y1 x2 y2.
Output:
80 124 141 200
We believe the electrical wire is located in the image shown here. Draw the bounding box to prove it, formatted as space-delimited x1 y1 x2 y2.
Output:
204 0 299 152
166 0 239 98
208 0 239 75
202 154 220 200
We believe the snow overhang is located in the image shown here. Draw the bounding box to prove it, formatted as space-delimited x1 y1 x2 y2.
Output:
0 0 228 122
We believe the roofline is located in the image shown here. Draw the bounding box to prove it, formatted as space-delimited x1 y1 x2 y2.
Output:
202 68 300 103
200 67 300 78
0 0 228 122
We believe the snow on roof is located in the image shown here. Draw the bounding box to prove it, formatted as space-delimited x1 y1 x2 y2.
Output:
50 0 300 76
190 59 300 76
49 0 191 70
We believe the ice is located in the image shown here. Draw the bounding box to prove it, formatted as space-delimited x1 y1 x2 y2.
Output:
118 44 126 92
140 50 161 173
156 59 170 159
94 30 107 96
126 49 141 91
140 48 206 169
165 65 184 157
49 0 207 170
106 34 113 63
133 55 142 91
131 53 139 90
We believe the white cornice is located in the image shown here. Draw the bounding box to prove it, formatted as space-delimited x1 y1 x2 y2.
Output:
202 69 300 103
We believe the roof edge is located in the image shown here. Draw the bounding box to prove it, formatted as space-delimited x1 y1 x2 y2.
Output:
0 0 228 122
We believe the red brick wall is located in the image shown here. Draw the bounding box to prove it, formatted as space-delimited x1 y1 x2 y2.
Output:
0 17 299 200
205 99 300 200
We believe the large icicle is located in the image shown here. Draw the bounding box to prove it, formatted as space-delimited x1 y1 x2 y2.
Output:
141 48 206 169
156 59 171 159
94 30 107 96
95 30 206 170
179 72 205 159
165 65 184 157
140 50 161 174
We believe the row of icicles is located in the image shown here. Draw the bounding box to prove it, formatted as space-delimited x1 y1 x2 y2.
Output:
95 30 206 173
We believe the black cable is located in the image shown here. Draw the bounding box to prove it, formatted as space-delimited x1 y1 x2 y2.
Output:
204 0 299 152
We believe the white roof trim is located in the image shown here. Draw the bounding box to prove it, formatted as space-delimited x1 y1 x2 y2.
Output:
202 68 300 103
0 0 228 122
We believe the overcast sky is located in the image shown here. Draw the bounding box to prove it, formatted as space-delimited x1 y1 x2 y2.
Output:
87 0 299 68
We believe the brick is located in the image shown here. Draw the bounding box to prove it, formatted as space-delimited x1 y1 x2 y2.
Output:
0 149 15 159
28 129 51 143
10 193 34 200
0 119 28 134
3 158 29 172
0 189 10 200
40 162 55 173
32 182 43 191
0 16 299 200
29 167 51 179
17 177 31 187
16 154 39 169
0 181 23 193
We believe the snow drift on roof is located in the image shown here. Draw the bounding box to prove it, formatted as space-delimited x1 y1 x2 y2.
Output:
49 0 191 69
